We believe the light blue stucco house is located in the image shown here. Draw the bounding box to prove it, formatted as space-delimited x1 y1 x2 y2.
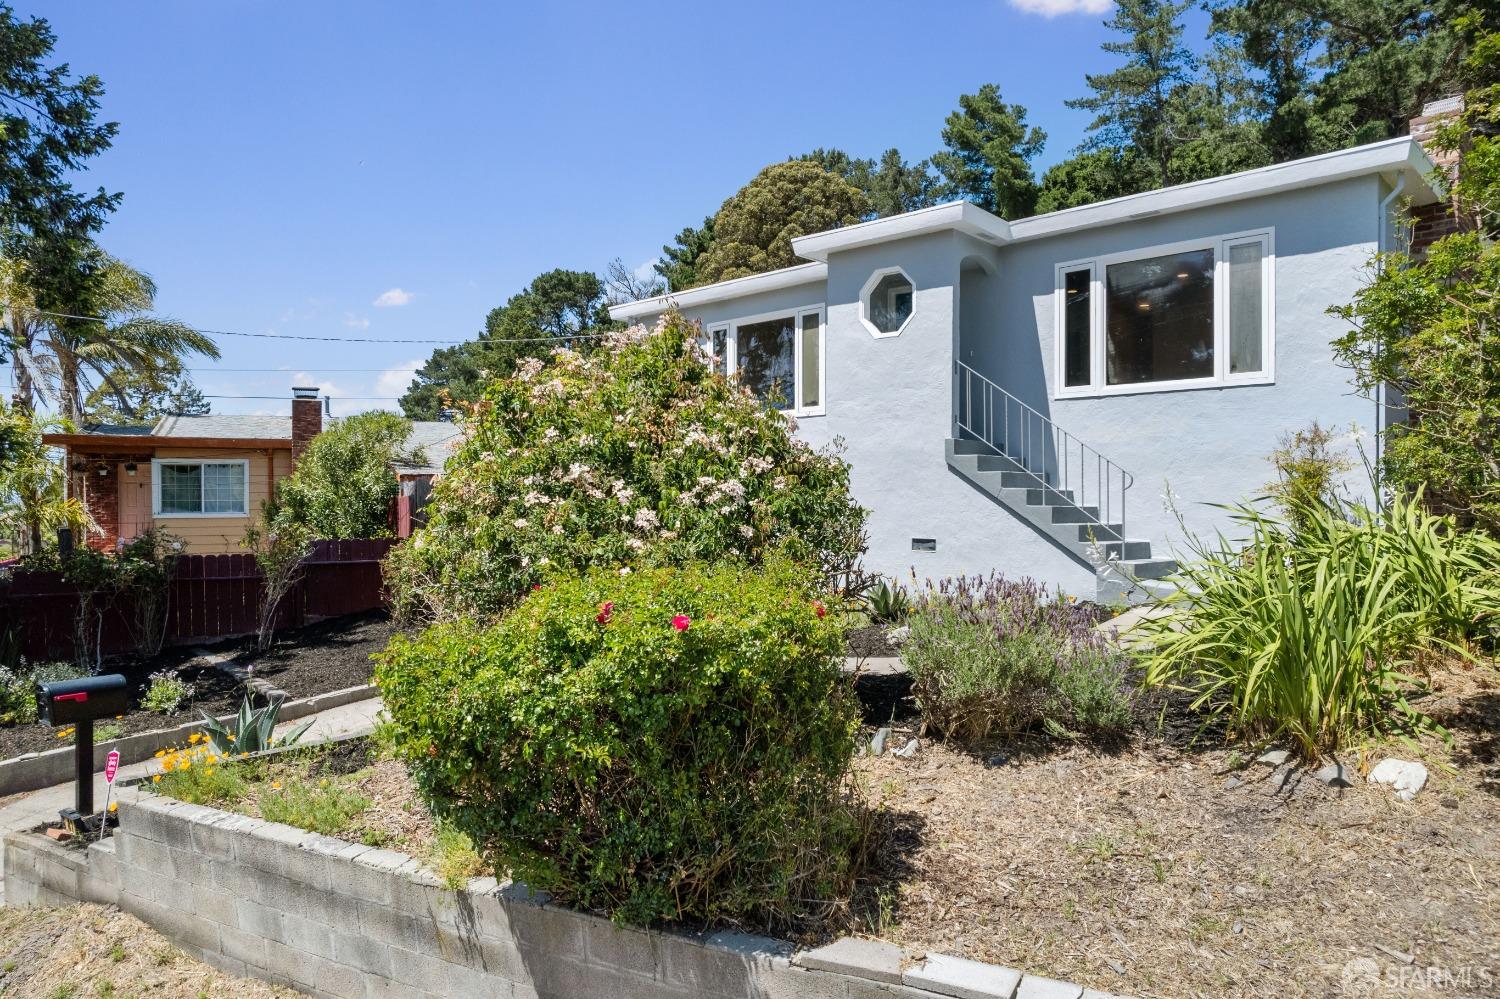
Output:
609 136 1443 602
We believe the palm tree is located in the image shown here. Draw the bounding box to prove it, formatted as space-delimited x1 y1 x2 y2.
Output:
0 402 88 554
3 249 219 423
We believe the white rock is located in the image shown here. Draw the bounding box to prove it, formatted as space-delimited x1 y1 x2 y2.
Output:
870 727 891 757
886 625 911 647
893 738 920 759
1257 749 1291 766
1369 759 1428 801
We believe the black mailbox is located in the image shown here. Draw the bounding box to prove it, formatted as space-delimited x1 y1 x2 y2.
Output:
37 674 130 726
37 674 130 825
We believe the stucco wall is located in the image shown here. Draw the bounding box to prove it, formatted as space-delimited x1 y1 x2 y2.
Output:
653 176 1386 593
970 176 1383 553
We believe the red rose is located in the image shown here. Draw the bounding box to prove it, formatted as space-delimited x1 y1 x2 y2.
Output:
671 614 691 632
596 601 614 625
814 602 827 618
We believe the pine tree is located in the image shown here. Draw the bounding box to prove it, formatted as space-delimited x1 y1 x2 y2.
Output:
931 84 1046 218
1067 0 1198 189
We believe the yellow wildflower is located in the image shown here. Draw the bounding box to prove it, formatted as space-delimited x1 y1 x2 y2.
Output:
154 750 165 758
271 781 282 790
108 802 118 813
152 775 162 783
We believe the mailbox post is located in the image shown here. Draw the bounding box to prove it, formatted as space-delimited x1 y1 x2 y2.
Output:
37 675 129 823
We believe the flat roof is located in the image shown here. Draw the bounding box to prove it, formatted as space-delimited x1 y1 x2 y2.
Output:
608 136 1440 317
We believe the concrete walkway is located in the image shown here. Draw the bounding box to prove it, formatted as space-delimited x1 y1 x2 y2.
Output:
0 695 384 907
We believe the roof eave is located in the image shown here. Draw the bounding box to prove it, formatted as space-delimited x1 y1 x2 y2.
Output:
43 434 292 450
1007 137 1440 243
608 261 827 321
791 201 1013 263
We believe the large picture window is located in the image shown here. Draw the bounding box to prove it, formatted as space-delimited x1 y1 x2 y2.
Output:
152 459 249 516
705 306 825 416
1055 230 1274 397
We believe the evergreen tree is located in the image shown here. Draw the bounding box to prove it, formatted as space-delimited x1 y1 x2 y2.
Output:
400 269 614 419
800 147 942 218
1067 0 1198 189
931 84 1046 218
693 161 868 285
654 217 714 292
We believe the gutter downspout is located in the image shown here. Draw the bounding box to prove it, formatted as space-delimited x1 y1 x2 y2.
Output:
1374 174 1407 498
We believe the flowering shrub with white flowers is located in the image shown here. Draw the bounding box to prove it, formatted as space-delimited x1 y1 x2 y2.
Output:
375 560 863 929
386 311 867 624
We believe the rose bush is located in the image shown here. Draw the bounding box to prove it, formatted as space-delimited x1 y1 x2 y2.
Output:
386 312 867 624
375 561 864 928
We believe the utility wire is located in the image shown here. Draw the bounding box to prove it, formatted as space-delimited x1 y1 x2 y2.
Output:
36 310 616 345
203 394 403 401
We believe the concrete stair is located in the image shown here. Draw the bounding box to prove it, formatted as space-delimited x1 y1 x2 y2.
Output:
945 438 1176 603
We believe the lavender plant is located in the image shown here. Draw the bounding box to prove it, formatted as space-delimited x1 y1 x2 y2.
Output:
902 575 1132 745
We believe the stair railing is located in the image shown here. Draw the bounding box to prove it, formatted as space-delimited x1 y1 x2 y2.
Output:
955 360 1134 539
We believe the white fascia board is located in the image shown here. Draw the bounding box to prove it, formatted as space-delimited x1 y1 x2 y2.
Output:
608 262 827 321
1009 137 1440 243
791 201 1013 262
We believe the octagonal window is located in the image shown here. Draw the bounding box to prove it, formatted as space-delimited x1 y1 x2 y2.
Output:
864 270 915 336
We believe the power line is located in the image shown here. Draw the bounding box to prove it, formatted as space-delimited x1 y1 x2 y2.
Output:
187 367 423 372
203 394 403 401
36 310 616 345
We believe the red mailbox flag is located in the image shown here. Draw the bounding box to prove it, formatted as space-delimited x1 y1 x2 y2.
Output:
104 750 120 785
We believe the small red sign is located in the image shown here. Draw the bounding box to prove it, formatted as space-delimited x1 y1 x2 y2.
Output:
104 750 120 785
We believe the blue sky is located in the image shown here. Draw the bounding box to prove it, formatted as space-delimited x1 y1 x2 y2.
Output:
5 0 1211 416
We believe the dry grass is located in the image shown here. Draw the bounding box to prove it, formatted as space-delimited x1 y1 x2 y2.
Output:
851 663 1500 998
0 903 299 998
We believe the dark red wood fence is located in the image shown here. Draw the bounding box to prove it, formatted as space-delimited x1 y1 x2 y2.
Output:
0 539 396 661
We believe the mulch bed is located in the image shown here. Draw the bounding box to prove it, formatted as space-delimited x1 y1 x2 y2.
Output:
851 663 1500 999
0 611 395 761
228 610 395 698
847 624 900 658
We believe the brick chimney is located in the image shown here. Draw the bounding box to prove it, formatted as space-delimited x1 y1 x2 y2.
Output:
291 386 323 464
1408 95 1466 254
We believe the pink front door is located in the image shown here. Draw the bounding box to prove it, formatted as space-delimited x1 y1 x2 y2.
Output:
117 462 152 545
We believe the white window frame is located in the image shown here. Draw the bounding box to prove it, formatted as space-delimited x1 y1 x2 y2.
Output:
1052 227 1276 399
704 304 826 417
150 458 251 518
858 266 916 339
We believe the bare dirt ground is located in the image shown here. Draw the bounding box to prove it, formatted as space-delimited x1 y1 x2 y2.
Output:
852 664 1500 999
0 902 298 997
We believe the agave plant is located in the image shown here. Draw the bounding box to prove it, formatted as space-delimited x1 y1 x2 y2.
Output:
866 579 912 624
199 694 313 755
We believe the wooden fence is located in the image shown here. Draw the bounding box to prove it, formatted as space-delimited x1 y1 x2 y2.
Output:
0 539 396 662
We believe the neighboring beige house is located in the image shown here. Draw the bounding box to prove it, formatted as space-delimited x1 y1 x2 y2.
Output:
45 387 461 554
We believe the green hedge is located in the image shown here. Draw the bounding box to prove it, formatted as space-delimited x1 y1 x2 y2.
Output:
375 561 862 928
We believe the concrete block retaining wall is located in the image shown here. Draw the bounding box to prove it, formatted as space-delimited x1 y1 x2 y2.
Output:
3 788 1118 999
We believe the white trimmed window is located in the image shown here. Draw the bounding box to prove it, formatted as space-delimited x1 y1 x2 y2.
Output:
705 306 825 416
152 459 250 516
1054 229 1274 397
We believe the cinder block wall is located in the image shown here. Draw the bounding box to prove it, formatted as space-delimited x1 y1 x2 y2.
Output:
2 791 951 999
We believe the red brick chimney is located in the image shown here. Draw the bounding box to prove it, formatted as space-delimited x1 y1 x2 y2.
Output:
1408 95 1466 254
291 386 323 464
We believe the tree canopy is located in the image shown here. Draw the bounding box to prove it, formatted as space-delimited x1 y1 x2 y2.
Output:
273 411 420 540
931 84 1047 218
399 268 615 419
693 162 869 286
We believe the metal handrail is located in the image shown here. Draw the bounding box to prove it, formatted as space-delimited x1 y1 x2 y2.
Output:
954 360 1134 539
